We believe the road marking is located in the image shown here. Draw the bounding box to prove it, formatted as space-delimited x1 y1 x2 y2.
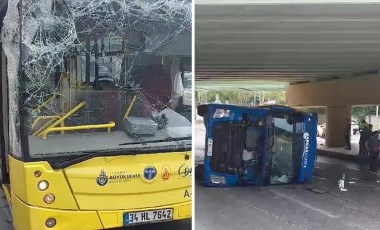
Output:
270 190 338 219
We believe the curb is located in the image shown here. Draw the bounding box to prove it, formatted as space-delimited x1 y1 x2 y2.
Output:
317 149 358 163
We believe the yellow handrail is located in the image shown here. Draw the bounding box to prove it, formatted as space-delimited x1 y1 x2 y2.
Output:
124 95 137 118
32 116 61 130
32 116 65 136
41 122 115 139
39 101 86 138
32 94 57 113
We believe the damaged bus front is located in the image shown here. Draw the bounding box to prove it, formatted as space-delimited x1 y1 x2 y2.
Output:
0 0 192 229
197 104 317 187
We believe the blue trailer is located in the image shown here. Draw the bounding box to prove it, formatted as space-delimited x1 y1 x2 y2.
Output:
197 104 317 187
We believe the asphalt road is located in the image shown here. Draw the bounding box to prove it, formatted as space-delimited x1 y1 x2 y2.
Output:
194 120 380 230
0 190 12 230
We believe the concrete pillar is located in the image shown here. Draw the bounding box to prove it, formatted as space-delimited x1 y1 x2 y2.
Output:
325 106 351 147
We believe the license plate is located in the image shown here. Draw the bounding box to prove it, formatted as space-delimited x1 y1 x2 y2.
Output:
124 208 173 225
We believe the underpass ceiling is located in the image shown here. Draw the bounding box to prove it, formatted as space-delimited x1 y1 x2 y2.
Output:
195 1 380 90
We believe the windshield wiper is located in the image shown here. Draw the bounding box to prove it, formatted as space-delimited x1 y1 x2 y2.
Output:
51 153 99 169
49 137 191 169
50 150 139 169
118 136 191 146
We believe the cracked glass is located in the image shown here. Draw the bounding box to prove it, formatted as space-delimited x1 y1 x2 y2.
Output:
2 0 192 158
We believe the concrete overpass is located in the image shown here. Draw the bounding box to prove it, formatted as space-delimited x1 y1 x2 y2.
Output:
195 0 380 147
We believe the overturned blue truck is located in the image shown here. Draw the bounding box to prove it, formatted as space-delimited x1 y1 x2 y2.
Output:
196 104 318 187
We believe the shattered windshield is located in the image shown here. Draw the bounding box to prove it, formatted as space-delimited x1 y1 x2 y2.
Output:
1 0 191 158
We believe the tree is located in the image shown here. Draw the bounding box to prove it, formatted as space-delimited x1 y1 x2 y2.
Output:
352 106 377 122
197 90 287 105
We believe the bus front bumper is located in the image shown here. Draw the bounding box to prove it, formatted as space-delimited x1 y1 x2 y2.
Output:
12 193 192 230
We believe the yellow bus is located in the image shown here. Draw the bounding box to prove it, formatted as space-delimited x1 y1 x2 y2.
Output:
0 0 192 229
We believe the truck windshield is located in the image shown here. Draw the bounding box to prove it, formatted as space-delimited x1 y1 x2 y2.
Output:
2 0 191 159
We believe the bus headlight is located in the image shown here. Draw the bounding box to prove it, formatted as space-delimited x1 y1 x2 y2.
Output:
46 218 56 228
38 180 49 191
43 194 55 204
213 109 231 118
